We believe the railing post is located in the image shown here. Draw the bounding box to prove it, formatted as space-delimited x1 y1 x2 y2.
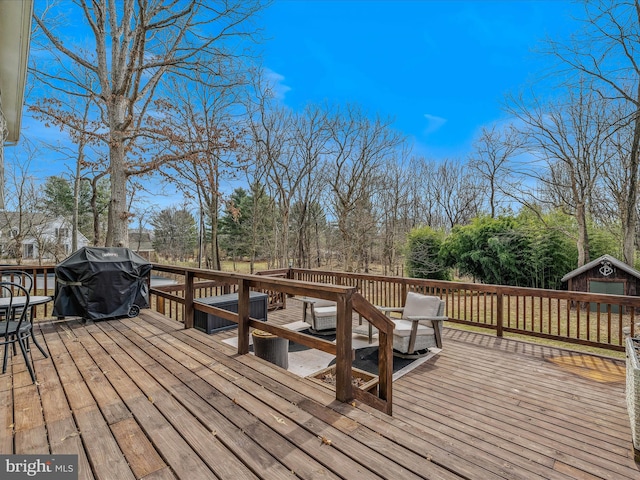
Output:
496 292 503 337
334 292 353 403
378 328 393 414
157 296 165 315
237 279 250 355
184 271 194 329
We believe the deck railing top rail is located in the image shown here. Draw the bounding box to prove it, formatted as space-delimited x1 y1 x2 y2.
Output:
290 267 640 305
153 264 356 301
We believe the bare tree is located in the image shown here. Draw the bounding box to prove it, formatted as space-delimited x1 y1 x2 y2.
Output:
508 84 612 266
410 157 482 231
29 63 108 249
404 155 432 228
0 148 42 264
469 124 522 218
546 0 640 265
428 158 483 231
325 104 404 272
130 205 154 254
32 0 263 247
158 74 246 270
84 171 109 246
374 149 413 275
71 101 92 251
249 90 312 268
289 104 330 268
594 100 639 245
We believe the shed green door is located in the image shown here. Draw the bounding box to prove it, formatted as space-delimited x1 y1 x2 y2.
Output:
589 281 624 313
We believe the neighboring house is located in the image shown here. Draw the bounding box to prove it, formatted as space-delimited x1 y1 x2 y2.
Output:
129 230 156 261
0 1 34 208
0 212 89 261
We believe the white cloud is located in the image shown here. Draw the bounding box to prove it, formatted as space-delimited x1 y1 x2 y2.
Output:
423 113 447 134
263 68 291 101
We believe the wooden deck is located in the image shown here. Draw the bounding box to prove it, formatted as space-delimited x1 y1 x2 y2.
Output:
1 304 638 480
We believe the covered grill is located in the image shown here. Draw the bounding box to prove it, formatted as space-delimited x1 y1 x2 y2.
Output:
53 247 152 320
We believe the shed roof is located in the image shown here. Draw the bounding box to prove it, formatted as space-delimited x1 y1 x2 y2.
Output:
560 254 640 283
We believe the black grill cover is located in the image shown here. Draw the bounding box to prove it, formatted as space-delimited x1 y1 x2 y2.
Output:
53 247 152 320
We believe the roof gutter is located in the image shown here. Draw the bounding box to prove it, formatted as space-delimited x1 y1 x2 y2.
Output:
0 0 34 145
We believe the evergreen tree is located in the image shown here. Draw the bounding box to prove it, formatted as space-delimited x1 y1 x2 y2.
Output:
42 176 93 238
219 188 252 260
151 206 198 261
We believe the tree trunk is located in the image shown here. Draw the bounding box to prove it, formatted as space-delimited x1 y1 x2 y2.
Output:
315 220 321 268
576 203 590 267
249 192 261 274
90 177 101 246
296 203 308 268
106 143 129 247
106 95 130 247
623 115 640 266
208 201 221 270
281 206 290 268
72 162 80 252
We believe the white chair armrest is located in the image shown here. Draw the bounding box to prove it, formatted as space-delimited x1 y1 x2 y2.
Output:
377 306 404 318
308 298 336 308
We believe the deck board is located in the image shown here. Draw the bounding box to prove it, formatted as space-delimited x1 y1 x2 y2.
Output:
175 326 484 480
81 322 260 480
108 318 383 480
0 303 637 480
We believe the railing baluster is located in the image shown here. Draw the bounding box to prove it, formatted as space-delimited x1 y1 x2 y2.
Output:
496 292 503 337
237 278 250 355
184 270 194 329
607 305 612 344
576 303 581 339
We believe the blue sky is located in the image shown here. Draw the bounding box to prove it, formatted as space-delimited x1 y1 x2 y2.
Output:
14 0 584 207
258 0 582 159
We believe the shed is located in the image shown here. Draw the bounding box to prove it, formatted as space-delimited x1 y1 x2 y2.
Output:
561 254 640 312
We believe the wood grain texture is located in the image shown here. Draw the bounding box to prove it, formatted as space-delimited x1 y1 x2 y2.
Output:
0 305 636 480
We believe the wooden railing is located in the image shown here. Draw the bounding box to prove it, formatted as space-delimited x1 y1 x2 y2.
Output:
27 261 633 411
288 268 640 352
0 264 401 412
149 264 395 414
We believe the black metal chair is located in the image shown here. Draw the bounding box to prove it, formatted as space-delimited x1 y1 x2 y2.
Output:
0 270 47 360
1 270 33 292
0 282 37 382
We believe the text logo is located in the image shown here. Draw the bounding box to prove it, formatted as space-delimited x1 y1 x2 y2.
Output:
0 455 78 479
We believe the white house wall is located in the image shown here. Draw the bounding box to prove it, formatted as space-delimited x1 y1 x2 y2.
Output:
22 218 90 260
